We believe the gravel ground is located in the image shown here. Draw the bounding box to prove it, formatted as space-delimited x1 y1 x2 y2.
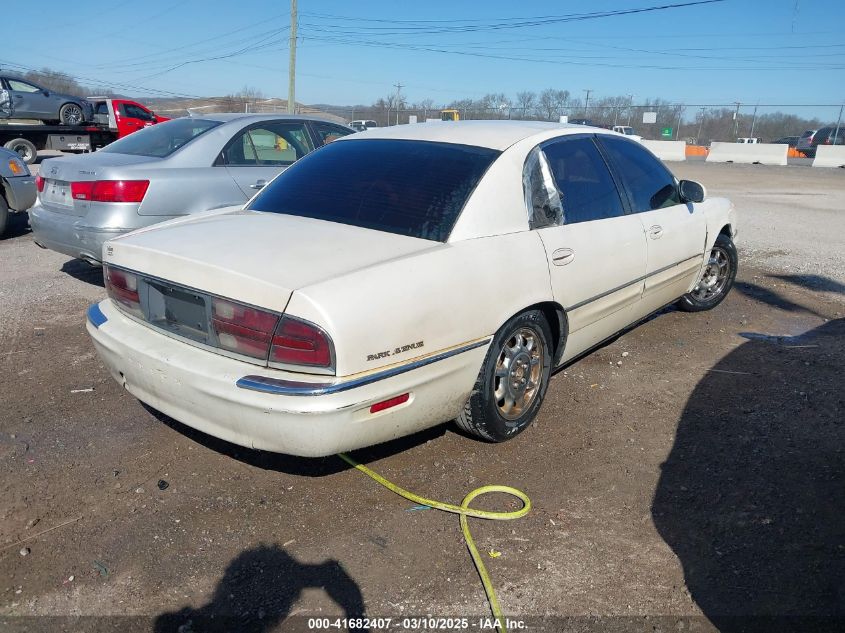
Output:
0 162 843 632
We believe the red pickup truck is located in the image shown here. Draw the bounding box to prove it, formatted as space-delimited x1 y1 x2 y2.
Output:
0 98 169 164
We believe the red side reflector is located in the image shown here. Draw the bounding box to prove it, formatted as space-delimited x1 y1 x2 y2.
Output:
370 393 410 414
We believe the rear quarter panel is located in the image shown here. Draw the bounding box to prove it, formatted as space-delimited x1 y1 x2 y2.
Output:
286 231 555 377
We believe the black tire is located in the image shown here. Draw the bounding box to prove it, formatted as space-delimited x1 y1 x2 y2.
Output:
677 233 738 312
4 138 38 164
59 102 85 125
0 195 8 238
456 310 554 442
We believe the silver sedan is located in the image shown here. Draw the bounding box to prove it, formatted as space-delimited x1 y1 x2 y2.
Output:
29 114 354 264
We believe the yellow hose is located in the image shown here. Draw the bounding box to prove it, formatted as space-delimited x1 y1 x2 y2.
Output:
337 452 531 633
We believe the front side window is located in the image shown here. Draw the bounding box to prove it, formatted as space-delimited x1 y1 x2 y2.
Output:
248 139 498 242
542 136 626 224
597 135 681 213
8 80 40 93
122 103 154 121
221 122 314 167
100 118 221 158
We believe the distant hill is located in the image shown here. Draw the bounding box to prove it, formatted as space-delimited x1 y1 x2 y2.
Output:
143 97 348 124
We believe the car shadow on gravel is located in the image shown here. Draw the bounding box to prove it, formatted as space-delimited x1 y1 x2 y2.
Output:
652 317 845 632
769 273 845 296
154 544 368 632
142 403 446 478
59 258 103 286
734 280 828 318
1 210 31 239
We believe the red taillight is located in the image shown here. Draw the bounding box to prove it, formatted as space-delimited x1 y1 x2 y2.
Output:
69 180 149 203
35 174 45 192
370 393 410 414
105 265 142 317
71 181 93 200
270 317 334 369
211 298 279 360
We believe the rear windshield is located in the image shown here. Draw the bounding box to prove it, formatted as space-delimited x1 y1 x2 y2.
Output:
100 118 221 158
247 139 499 242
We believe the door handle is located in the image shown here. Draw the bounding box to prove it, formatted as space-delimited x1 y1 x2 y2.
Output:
250 180 267 190
648 224 664 239
551 248 575 266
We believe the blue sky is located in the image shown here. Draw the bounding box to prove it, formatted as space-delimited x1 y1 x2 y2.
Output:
4 0 844 119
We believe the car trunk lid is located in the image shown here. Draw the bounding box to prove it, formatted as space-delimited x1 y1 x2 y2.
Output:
103 210 440 314
37 153 158 216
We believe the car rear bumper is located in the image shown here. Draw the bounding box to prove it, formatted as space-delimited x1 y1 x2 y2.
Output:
87 300 488 457
3 175 37 211
29 202 144 263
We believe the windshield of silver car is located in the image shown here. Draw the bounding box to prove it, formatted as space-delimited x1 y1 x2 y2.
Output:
100 118 222 158
247 139 500 242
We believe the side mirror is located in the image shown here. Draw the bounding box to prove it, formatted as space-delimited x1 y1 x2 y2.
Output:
42 90 50 97
679 179 706 203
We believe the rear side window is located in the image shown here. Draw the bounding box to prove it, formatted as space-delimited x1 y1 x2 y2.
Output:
101 118 221 157
598 135 681 212
248 139 499 242
312 122 353 145
542 136 626 224
220 122 314 166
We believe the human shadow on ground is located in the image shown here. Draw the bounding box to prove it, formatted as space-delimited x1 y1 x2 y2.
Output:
154 544 369 633
652 317 845 632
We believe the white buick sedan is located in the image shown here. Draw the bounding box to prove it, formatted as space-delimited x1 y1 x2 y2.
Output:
87 121 737 457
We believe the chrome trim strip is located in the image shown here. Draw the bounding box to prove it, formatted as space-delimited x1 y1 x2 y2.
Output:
87 303 107 328
236 338 492 396
565 254 701 312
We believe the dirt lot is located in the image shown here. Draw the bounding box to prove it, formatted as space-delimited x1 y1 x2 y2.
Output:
0 163 843 632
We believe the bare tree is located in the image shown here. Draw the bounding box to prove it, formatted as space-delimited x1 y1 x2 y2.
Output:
515 91 536 119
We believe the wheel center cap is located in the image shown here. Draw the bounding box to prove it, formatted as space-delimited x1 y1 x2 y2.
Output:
509 352 532 395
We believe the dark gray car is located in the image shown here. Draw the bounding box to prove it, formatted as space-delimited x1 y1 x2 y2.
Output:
0 74 93 125
0 146 37 236
29 113 354 264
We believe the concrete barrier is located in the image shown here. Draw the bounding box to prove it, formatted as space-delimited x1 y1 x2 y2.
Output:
812 145 845 168
706 142 788 166
639 140 686 161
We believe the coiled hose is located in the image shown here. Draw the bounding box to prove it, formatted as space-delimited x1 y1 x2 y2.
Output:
338 452 531 633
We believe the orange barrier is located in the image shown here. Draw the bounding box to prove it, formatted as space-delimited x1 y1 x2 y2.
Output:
787 148 807 158
685 145 709 157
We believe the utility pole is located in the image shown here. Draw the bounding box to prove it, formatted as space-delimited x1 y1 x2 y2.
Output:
287 0 297 114
675 105 684 140
749 103 759 138
732 101 741 140
393 81 404 125
697 107 706 143
583 89 592 118
834 103 843 145
626 94 634 126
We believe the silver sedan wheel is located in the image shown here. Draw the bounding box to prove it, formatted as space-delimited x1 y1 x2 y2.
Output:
493 327 544 420
692 246 731 302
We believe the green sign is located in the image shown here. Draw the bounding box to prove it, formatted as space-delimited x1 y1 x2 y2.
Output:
661 127 673 138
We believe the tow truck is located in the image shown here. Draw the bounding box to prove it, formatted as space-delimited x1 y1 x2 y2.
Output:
0 97 168 164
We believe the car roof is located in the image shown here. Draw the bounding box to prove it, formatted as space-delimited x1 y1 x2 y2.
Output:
338 120 615 151
188 112 350 125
